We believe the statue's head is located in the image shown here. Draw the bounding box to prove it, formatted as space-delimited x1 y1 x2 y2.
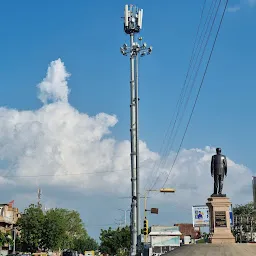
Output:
216 148 221 154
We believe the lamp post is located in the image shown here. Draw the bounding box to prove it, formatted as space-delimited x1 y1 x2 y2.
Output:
144 188 175 218
143 188 175 243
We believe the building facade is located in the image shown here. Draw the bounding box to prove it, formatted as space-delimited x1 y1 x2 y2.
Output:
0 201 20 233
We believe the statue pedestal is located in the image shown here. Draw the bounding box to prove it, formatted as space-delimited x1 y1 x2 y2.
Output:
206 196 235 244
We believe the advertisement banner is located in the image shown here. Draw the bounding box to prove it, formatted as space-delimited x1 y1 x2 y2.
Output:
253 176 256 209
192 205 209 227
151 226 180 233
151 235 180 247
192 205 233 227
229 205 233 227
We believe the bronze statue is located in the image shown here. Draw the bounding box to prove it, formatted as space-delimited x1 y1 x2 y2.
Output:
211 148 227 195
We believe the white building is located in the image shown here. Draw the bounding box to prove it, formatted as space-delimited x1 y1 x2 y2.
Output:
148 226 182 256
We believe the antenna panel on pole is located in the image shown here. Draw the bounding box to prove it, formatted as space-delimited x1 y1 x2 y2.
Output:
124 5 129 27
123 4 143 34
138 9 143 29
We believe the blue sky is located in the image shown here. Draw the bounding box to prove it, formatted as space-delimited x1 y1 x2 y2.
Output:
1 0 256 168
0 0 256 239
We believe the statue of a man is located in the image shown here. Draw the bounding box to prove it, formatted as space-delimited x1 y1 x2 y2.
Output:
211 148 227 195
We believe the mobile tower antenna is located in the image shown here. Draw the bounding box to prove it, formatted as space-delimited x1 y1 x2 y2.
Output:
121 4 152 256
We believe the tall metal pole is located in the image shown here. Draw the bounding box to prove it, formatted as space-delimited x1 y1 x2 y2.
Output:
121 5 152 255
135 50 141 253
144 191 148 243
12 228 16 254
129 32 137 256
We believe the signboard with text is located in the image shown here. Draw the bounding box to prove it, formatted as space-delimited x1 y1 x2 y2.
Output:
253 176 256 209
151 235 180 247
215 211 227 227
192 205 209 227
192 205 233 227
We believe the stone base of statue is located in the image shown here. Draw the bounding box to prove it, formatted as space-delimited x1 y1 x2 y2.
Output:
206 195 235 244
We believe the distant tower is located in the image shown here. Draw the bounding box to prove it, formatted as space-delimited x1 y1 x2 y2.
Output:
37 187 42 208
121 4 152 256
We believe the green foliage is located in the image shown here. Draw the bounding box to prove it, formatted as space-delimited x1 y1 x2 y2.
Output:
72 237 98 253
17 204 45 252
232 202 256 240
196 239 205 243
0 231 8 246
99 226 130 256
233 202 255 216
42 208 67 250
17 204 97 252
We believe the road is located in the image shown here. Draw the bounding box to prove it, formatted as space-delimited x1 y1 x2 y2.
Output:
165 244 256 256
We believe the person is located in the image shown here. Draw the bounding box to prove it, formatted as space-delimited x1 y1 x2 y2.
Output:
211 147 227 195
197 211 203 219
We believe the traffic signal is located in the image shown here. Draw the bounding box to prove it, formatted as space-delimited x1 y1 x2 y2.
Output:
143 218 148 235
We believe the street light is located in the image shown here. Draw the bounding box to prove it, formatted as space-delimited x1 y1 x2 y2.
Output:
160 188 176 193
144 188 175 213
143 188 175 243
144 188 175 215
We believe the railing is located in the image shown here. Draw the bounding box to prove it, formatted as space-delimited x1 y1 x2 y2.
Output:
233 215 256 243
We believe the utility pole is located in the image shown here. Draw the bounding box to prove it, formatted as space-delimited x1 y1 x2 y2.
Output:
37 187 42 208
118 209 130 226
115 218 123 228
121 4 152 256
12 227 16 254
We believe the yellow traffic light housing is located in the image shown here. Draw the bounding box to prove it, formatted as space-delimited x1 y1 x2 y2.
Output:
143 218 148 235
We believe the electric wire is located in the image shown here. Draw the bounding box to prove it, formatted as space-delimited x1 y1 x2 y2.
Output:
146 0 217 191
84 223 118 227
161 0 229 188
0 168 132 178
148 0 220 190
143 0 208 191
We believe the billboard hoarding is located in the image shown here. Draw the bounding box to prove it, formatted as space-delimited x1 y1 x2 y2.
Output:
192 205 209 227
253 176 256 209
192 205 233 227
151 236 180 247
151 226 180 232
229 204 233 227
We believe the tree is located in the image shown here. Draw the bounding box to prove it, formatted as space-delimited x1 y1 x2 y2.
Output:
0 231 7 247
42 208 67 250
99 226 130 256
233 202 255 216
42 208 89 250
17 204 94 252
17 204 45 252
72 237 98 253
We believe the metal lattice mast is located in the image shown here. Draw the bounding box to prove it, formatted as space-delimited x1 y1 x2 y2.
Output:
121 4 152 255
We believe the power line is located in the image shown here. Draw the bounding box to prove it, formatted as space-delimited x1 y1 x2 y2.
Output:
0 168 131 178
84 223 117 227
149 0 219 190
143 0 208 192
161 0 229 188
146 0 218 191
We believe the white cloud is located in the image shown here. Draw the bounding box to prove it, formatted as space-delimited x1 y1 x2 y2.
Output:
0 59 158 196
248 0 256 6
0 59 253 230
37 59 70 104
227 5 241 13
227 1 256 13
149 147 253 207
